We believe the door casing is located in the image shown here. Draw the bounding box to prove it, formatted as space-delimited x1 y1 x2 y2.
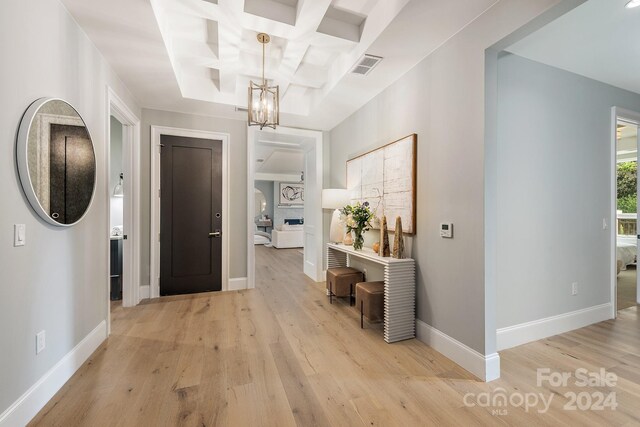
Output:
106 87 141 336
246 126 324 289
159 134 223 295
610 106 640 318
150 126 230 298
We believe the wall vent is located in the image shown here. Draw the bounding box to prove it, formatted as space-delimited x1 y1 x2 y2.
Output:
235 106 248 112
350 54 382 76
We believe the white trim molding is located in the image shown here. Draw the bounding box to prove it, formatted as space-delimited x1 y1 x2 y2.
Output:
107 87 142 314
0 321 106 427
416 319 500 382
610 107 640 317
497 303 613 351
247 126 325 289
228 277 248 291
150 126 231 297
139 285 150 300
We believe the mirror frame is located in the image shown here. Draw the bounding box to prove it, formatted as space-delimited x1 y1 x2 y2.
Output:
16 97 97 227
255 187 267 216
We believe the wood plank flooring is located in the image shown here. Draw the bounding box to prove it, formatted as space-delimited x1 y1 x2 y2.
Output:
30 246 640 426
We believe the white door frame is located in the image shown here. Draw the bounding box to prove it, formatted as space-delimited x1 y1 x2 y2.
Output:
610 106 640 318
150 126 230 298
247 126 324 289
106 87 142 333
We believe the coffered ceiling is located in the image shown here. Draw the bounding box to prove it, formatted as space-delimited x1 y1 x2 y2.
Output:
60 0 498 130
150 0 409 116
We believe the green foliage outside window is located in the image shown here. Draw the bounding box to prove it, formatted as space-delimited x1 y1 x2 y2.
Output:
617 161 637 213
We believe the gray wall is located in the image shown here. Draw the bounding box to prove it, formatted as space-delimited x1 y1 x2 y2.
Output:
110 115 123 228
495 54 640 328
140 108 248 282
0 0 140 415
254 180 274 221
329 0 561 355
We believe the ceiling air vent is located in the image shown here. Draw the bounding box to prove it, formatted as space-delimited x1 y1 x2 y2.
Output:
350 54 382 76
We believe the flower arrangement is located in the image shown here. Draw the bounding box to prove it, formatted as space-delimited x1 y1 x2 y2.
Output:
341 201 374 250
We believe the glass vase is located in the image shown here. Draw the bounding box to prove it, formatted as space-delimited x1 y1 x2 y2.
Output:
353 228 364 250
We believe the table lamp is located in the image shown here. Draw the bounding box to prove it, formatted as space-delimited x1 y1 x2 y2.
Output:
322 189 350 243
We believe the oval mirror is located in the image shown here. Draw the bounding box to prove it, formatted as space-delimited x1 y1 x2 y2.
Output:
255 188 267 216
17 98 96 226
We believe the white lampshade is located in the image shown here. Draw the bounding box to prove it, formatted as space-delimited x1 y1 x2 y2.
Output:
322 189 349 210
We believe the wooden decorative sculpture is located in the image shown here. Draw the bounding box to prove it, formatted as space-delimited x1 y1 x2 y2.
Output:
380 216 390 257
393 216 405 259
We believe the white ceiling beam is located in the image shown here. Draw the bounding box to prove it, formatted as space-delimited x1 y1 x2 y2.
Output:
215 0 245 95
151 0 412 116
271 0 332 106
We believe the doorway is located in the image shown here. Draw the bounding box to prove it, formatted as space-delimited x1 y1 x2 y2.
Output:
613 108 640 314
150 126 230 298
247 126 324 289
159 135 223 295
109 116 125 303
106 88 141 334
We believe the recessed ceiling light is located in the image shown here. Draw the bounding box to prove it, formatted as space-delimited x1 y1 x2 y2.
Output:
626 0 640 8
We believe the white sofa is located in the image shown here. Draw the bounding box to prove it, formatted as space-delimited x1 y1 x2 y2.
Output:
272 224 304 248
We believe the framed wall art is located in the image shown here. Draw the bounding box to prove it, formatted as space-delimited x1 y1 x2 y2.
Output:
346 134 417 234
279 182 304 206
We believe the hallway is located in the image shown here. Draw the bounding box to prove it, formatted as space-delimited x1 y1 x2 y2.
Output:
30 247 640 426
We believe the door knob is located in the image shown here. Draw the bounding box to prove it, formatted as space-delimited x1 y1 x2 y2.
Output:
209 231 221 238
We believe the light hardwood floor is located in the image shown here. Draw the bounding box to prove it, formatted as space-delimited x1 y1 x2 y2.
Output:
30 246 640 426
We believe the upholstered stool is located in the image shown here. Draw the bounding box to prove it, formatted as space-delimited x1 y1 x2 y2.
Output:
355 281 385 328
326 267 364 305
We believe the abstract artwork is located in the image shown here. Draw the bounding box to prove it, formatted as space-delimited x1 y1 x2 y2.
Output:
346 134 416 234
279 182 304 206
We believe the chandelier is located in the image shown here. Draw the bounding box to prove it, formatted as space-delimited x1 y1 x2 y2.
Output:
248 33 279 129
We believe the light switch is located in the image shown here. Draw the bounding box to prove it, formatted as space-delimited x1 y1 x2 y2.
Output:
36 330 46 354
14 224 26 247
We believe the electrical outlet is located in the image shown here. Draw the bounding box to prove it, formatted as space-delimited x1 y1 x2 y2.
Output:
571 282 578 296
36 330 46 354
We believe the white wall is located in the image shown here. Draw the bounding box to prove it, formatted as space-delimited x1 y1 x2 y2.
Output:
495 54 640 329
109 115 123 229
329 0 562 370
0 0 140 420
140 108 248 282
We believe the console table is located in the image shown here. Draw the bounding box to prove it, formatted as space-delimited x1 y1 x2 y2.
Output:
255 219 273 232
326 243 416 343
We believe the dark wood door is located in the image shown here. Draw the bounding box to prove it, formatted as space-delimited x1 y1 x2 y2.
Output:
160 134 222 296
49 124 94 224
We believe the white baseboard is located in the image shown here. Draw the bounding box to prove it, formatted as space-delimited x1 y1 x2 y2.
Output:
139 285 150 300
497 303 613 351
0 320 107 427
416 319 500 382
228 277 248 291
